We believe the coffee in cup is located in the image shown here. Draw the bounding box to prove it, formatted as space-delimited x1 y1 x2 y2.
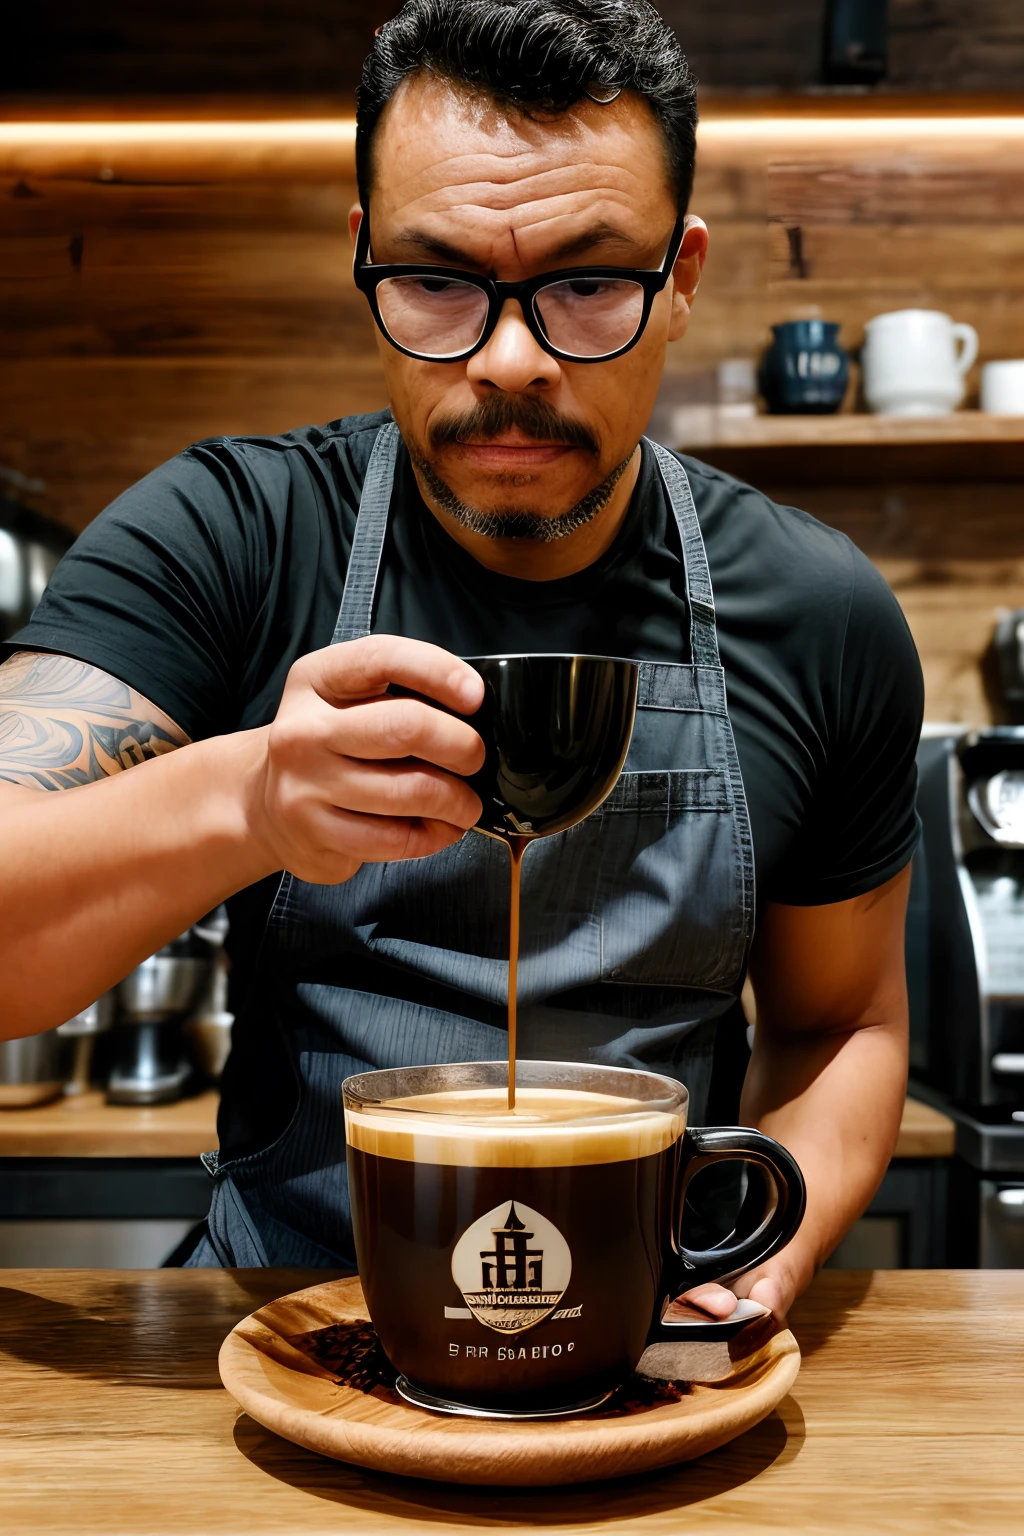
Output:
393 653 640 1112
344 1059 804 1417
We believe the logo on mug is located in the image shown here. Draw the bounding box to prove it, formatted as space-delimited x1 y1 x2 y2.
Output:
451 1201 572 1334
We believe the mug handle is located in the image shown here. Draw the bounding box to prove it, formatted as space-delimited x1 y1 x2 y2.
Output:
665 1126 806 1294
952 322 979 376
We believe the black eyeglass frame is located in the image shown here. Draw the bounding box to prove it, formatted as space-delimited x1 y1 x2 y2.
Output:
352 212 688 365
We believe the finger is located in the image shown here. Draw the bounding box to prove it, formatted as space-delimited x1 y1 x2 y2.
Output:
303 804 470 865
322 696 486 775
323 758 482 828
677 1283 738 1319
306 635 484 715
742 1276 787 1322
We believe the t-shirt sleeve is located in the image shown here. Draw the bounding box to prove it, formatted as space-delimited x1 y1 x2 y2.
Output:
774 548 924 906
2 439 268 741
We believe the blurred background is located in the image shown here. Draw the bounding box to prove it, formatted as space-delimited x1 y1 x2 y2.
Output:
4 1 1024 720
3 3 1024 1273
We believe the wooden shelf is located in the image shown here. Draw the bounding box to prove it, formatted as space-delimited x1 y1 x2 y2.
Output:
0 1088 218 1158
679 412 1024 484
681 412 1024 449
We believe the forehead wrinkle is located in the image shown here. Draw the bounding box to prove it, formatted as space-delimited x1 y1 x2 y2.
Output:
402 154 650 215
396 197 647 275
374 71 677 226
394 176 653 250
388 187 662 277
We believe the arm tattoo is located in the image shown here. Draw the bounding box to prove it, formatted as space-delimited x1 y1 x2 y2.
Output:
0 651 190 791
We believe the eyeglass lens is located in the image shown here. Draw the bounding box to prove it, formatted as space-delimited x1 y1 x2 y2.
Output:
533 277 646 358
375 272 647 359
376 276 490 358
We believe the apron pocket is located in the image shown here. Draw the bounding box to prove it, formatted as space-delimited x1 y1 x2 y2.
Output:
594 769 746 989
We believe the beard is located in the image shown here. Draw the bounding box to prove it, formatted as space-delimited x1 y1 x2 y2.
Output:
414 393 632 543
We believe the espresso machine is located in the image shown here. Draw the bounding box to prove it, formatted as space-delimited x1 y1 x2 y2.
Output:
908 726 1024 1264
108 910 227 1104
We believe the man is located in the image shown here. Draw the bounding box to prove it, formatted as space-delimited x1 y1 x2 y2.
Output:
0 0 920 1318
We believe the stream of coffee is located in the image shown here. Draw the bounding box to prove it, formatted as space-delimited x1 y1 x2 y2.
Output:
504 834 529 1111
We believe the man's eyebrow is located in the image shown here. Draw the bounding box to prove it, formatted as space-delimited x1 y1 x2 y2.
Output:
386 221 642 269
544 222 640 262
389 230 480 264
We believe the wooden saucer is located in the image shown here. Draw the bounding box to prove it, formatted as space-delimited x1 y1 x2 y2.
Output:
219 1276 799 1487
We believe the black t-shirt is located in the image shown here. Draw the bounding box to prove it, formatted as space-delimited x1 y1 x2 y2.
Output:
8 407 923 944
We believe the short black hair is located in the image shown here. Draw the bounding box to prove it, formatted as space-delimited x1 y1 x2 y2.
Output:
356 0 698 214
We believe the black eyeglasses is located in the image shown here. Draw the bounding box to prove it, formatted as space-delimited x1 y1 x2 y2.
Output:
352 213 686 365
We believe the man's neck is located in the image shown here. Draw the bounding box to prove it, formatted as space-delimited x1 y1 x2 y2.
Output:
412 446 642 582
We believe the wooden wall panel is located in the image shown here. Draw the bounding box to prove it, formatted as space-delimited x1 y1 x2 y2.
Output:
767 223 1024 292
878 560 1024 727
765 139 1024 391
2 2 389 95
0 170 385 529
659 0 824 93
666 147 769 368
2 227 370 358
0 357 389 532
3 111 1024 722
766 155 1024 225
751 484 1024 726
888 0 1024 93
9 3 1024 96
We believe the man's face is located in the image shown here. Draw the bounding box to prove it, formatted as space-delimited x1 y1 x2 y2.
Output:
352 73 706 543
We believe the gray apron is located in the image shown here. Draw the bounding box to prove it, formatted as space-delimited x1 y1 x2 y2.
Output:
190 427 755 1268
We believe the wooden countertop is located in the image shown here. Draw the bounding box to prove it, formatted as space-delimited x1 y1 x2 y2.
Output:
0 1267 1018 1534
0 1090 953 1161
0 1089 218 1158
893 1095 956 1158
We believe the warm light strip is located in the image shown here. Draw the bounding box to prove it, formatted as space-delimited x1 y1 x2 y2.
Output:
0 118 356 146
2 114 1024 150
699 114 1024 143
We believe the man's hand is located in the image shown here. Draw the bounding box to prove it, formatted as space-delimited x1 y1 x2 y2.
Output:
680 1262 799 1326
246 634 487 884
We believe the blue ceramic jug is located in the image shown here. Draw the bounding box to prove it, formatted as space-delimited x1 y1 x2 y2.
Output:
759 321 849 414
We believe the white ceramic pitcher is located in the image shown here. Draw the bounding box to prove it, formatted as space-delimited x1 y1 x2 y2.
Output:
862 309 979 417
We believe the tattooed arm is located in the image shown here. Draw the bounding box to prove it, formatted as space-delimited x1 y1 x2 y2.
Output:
0 636 484 1040
0 652 189 790
0 650 268 1038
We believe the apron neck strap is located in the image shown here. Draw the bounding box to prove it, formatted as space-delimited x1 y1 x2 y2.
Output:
331 422 401 644
646 439 721 668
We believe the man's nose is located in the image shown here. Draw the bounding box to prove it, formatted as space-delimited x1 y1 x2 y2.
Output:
466 299 562 393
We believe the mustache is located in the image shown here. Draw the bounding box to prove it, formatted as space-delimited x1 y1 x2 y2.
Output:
428 394 600 456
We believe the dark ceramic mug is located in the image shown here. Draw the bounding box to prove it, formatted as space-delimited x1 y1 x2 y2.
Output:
345 1059 806 1418
463 653 640 840
759 320 849 414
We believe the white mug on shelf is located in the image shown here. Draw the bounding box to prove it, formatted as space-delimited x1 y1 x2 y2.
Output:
861 308 979 417
980 360 1024 415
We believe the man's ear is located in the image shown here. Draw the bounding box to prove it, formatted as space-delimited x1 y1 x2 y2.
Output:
349 204 364 246
667 215 708 343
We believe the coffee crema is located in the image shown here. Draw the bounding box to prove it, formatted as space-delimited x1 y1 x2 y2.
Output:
344 1085 685 1167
